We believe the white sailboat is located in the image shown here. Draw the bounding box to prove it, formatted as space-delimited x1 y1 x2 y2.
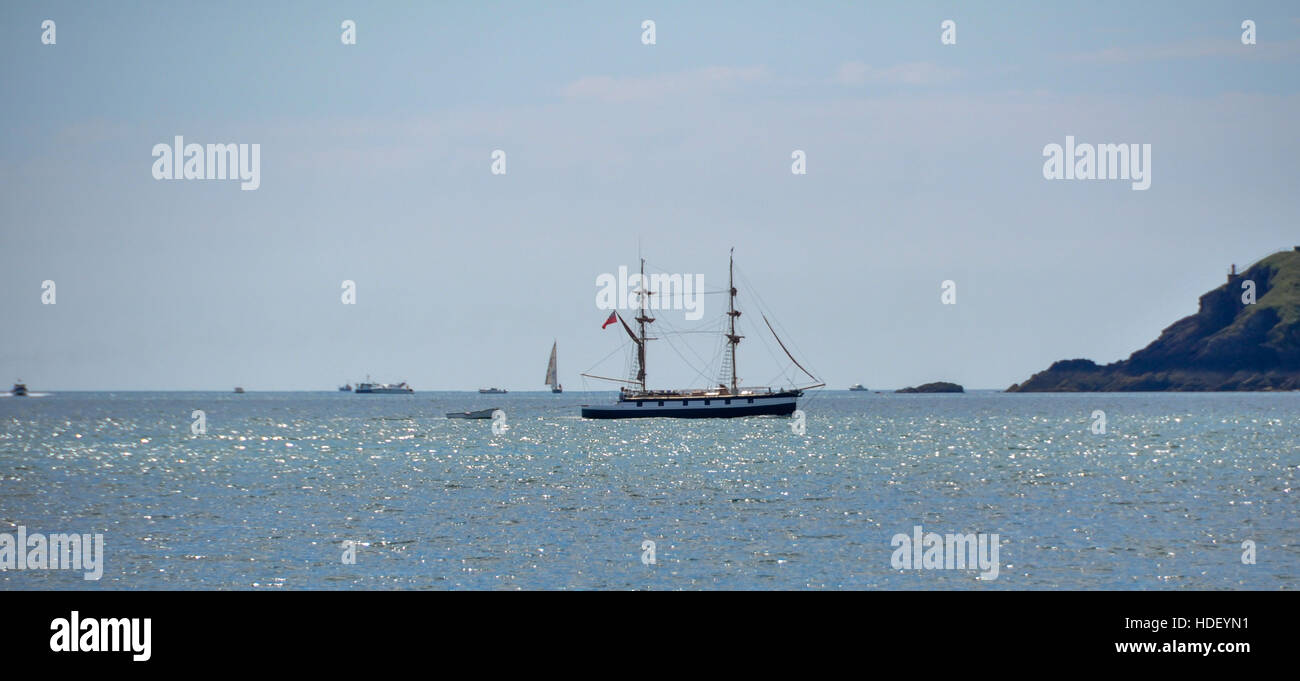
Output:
545 341 562 393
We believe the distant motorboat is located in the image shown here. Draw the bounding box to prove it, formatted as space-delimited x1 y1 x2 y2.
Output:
545 341 563 393
478 387 507 394
849 383 867 391
10 381 28 397
446 408 498 419
338 384 353 392
233 387 245 394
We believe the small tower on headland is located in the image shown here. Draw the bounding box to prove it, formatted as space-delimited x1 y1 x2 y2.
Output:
1227 263 1238 284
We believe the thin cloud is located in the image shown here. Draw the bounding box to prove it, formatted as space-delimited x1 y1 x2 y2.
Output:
835 61 959 86
1071 38 1300 64
561 66 766 102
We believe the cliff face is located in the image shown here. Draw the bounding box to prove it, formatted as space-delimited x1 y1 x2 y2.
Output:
1008 250 1300 392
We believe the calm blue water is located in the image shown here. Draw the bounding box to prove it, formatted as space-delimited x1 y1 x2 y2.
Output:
1 390 1296 589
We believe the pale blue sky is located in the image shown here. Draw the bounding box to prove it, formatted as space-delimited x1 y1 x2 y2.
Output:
3 1 1299 390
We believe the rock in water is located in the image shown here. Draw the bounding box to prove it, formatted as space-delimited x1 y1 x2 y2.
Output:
896 382 964 393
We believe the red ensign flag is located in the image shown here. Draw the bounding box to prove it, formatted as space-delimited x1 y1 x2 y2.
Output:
601 311 617 329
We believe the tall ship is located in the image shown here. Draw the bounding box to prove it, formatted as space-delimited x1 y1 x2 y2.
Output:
355 377 414 394
580 250 822 419
545 341 563 393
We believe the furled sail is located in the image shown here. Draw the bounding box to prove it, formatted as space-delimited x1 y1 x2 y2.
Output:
616 312 647 384
763 314 823 388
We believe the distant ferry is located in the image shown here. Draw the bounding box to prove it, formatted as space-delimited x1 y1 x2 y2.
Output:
233 387 245 394
849 384 867 391
356 380 413 394
10 381 28 397
338 384 353 392
581 250 822 419
478 387 507 394
545 341 562 393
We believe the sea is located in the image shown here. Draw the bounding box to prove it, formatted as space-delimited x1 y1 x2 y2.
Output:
1 390 1295 590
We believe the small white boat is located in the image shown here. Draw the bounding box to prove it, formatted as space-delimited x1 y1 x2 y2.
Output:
849 383 867 391
446 408 498 419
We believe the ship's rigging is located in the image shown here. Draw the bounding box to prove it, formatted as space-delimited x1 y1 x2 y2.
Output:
581 250 823 396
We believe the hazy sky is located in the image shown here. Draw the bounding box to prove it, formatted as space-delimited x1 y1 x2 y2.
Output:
3 1 1299 390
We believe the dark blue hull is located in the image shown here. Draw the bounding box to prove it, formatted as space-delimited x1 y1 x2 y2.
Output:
581 391 799 419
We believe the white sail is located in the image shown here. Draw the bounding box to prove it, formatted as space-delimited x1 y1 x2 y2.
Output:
545 341 558 387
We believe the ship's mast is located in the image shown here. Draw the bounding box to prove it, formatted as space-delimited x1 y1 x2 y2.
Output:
634 258 655 393
726 248 742 395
